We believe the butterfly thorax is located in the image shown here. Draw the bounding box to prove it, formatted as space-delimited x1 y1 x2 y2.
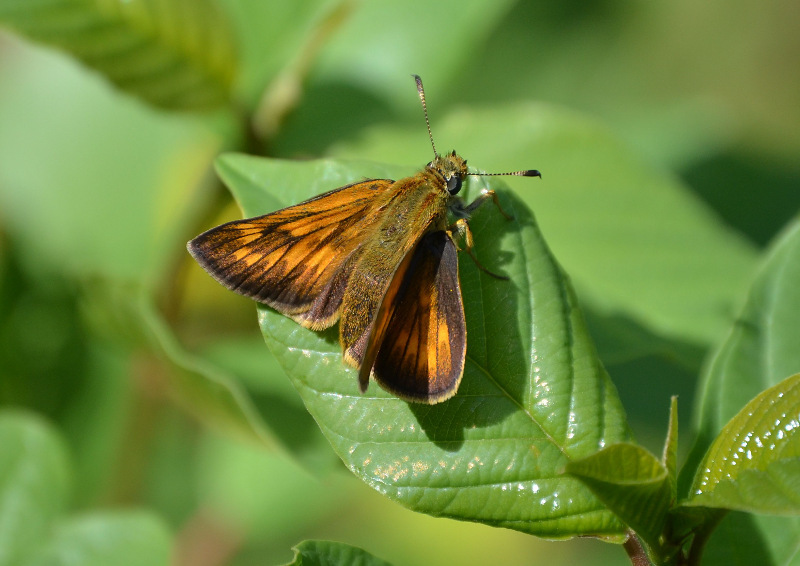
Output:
426 151 468 197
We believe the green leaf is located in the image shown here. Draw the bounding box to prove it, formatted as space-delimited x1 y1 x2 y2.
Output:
312 0 517 106
284 540 393 566
0 44 222 284
215 154 631 539
199 337 339 472
683 219 800 491
684 373 800 515
136 291 279 449
25 511 172 566
0 413 172 566
0 410 70 566
566 443 670 551
663 396 679 503
196 433 354 538
81 280 280 449
333 102 758 345
222 0 336 108
0 0 237 111
675 218 800 566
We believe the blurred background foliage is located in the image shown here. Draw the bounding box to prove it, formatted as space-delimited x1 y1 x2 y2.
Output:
0 0 798 564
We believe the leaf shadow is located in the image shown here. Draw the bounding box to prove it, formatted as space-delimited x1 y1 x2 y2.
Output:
702 512 778 565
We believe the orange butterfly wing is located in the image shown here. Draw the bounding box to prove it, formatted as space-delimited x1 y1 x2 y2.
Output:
187 179 396 329
358 230 466 403
333 175 449 371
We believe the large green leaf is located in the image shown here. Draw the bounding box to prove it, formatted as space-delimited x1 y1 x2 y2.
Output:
0 411 172 566
284 540 394 566
0 35 223 285
311 0 517 105
214 154 630 539
685 372 800 515
0 0 237 111
25 512 172 566
0 411 70 566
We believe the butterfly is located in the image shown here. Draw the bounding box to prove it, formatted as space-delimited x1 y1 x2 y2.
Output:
188 75 540 404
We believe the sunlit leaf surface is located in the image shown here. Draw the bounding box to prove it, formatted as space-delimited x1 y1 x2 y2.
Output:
686 373 800 515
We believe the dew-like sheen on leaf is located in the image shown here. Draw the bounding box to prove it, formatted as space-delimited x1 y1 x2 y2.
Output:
687 373 800 515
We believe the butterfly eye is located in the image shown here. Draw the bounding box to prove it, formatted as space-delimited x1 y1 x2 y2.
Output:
446 175 462 195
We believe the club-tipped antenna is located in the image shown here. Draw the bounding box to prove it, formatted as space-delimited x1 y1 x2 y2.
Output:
413 75 541 180
473 169 542 178
413 74 438 159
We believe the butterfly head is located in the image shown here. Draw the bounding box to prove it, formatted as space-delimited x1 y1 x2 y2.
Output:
428 150 468 195
414 75 540 196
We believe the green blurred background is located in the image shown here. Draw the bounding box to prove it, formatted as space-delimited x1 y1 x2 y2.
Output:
0 0 798 564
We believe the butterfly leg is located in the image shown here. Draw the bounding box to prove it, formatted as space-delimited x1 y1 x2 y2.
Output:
462 189 513 220
447 218 509 280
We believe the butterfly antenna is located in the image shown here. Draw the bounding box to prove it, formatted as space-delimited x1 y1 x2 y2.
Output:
475 169 542 179
413 74 438 158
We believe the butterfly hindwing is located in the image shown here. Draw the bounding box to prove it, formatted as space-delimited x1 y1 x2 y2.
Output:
187 179 396 329
361 230 466 404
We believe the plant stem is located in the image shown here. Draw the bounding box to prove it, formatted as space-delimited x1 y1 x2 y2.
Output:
685 511 726 566
623 532 652 566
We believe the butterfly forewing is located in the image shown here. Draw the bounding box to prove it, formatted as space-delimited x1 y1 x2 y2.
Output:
366 230 466 404
188 179 395 329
